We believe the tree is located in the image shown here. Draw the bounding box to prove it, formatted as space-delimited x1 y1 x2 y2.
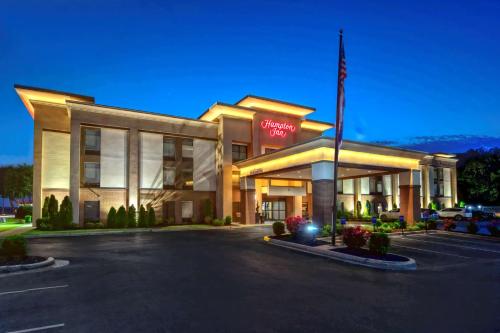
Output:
107 207 117 228
127 205 137 228
116 206 127 228
457 148 500 205
58 196 73 229
138 205 148 228
147 206 156 227
2 164 33 208
42 196 50 218
48 194 59 224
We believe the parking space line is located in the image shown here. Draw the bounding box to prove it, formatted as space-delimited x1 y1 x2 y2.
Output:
402 237 500 254
391 243 471 259
0 285 68 296
6 323 64 333
411 234 500 248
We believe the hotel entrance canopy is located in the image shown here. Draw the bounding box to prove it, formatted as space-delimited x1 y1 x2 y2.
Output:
235 137 428 179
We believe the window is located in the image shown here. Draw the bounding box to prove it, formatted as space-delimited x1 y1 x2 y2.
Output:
232 144 248 162
182 167 193 189
181 201 193 221
163 167 175 187
83 201 100 222
369 176 383 194
264 147 277 154
337 179 343 194
84 162 100 186
163 137 176 159
434 168 444 197
163 201 175 224
84 128 100 152
182 139 193 159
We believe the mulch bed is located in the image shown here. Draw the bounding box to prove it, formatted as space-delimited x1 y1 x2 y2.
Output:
0 256 47 266
332 247 410 262
270 234 330 247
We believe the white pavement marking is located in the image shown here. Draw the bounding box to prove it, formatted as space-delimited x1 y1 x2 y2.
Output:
0 285 68 296
411 234 500 248
391 243 471 259
6 323 65 333
402 236 500 254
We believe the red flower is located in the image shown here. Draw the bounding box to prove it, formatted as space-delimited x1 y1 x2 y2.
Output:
342 226 371 249
285 216 307 234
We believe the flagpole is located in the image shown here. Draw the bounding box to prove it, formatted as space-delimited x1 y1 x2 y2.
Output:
331 29 343 246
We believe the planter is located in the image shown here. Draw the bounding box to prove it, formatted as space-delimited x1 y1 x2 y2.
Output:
0 256 55 273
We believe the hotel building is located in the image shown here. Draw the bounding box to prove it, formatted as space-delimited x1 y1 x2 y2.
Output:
15 85 458 227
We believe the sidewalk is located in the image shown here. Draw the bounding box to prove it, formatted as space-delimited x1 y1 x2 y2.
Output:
0 225 34 237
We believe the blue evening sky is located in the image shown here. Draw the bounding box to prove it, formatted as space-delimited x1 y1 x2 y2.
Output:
1 0 499 164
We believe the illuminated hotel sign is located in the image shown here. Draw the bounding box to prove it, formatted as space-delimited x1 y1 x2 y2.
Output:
260 119 296 138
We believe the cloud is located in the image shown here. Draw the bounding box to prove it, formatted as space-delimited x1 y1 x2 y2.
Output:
371 135 500 153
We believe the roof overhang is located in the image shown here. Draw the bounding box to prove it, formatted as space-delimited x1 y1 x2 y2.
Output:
235 95 315 117
14 84 94 118
198 102 256 121
235 137 429 177
300 119 334 132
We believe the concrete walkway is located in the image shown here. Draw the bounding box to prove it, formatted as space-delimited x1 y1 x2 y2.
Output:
0 225 34 238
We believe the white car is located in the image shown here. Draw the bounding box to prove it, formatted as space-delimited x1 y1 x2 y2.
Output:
437 208 472 221
380 209 403 221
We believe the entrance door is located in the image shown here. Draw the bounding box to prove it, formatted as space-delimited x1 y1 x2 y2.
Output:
262 200 286 221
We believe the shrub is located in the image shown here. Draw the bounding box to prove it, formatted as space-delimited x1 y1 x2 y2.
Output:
285 216 307 235
116 206 127 228
444 220 456 231
364 200 371 217
416 222 426 230
467 222 478 234
487 225 499 236
36 218 51 230
84 222 104 229
127 205 137 228
272 221 285 236
321 224 332 237
15 205 33 219
408 225 420 232
48 194 59 220
147 206 156 227
224 215 232 226
343 226 371 249
369 232 390 256
1 235 27 258
356 201 362 218
427 220 437 230
107 207 117 228
212 219 224 226
42 196 50 218
138 205 148 227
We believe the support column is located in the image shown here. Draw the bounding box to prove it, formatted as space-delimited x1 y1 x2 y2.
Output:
399 170 421 225
240 177 256 224
293 196 302 217
216 118 233 219
69 120 81 225
450 167 458 206
353 178 361 216
128 128 139 210
32 120 43 224
422 165 430 209
311 161 334 228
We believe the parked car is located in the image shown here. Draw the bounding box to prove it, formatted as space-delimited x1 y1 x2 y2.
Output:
437 208 472 221
380 209 403 222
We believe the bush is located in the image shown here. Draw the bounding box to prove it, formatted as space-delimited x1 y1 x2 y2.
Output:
427 220 437 230
467 222 478 234
84 222 104 229
147 206 156 227
444 220 456 231
224 216 232 226
127 205 137 228
369 232 390 256
107 207 117 228
407 225 420 232
138 205 148 228
15 205 33 219
48 195 59 220
42 196 50 218
321 224 332 237
58 196 73 229
285 216 307 235
212 219 224 226
1 235 27 258
343 226 371 249
272 221 285 236
364 200 372 217
487 225 499 236
356 201 362 218
116 206 127 228
415 222 426 230
36 218 51 230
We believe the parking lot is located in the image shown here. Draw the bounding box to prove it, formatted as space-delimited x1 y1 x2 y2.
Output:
0 227 499 333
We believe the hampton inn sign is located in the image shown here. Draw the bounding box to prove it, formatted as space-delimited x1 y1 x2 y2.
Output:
16 86 458 226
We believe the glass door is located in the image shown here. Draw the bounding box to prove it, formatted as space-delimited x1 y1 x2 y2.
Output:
262 200 286 221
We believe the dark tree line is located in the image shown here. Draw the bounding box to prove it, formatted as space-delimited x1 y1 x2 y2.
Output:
457 148 500 205
0 164 33 213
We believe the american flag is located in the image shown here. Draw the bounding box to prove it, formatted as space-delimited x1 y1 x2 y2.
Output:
336 37 347 147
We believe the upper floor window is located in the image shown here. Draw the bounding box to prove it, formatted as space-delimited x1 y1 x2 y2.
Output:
232 144 248 162
337 179 343 194
163 137 176 160
182 167 193 189
369 176 383 194
84 162 100 186
84 128 100 152
434 167 444 197
163 166 176 188
182 139 193 159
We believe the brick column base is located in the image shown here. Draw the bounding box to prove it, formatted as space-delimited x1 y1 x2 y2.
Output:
240 189 256 224
312 179 334 228
399 185 421 224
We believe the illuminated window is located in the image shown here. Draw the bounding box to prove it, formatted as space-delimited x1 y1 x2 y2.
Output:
84 162 100 186
182 139 193 159
163 167 175 187
434 168 444 197
163 137 176 159
337 179 343 194
182 167 193 189
84 128 100 152
232 144 247 162
369 176 383 194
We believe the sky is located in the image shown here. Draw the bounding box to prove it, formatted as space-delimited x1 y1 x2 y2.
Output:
1 0 499 164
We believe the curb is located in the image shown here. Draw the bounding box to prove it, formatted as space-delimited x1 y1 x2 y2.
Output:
264 237 416 271
0 257 55 273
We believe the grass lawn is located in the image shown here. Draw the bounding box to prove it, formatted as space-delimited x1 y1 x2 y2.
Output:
0 218 28 233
